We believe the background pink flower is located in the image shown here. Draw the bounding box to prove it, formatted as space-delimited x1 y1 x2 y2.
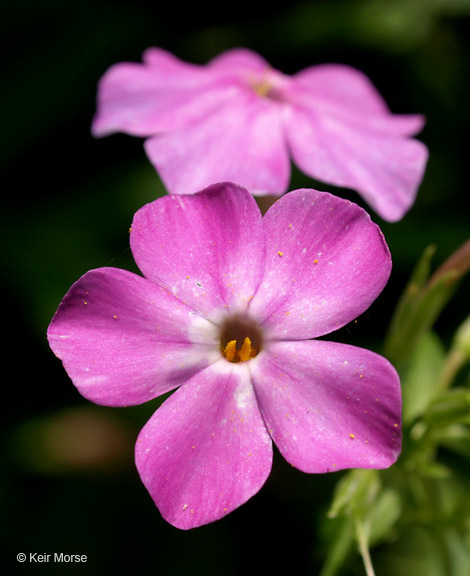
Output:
47 183 402 530
92 47 428 222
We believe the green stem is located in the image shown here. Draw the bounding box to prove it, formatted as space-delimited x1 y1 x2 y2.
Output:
354 515 376 576
439 348 466 390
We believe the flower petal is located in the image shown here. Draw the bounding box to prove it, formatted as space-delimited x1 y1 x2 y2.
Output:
144 90 290 196
252 340 402 473
289 64 425 135
208 47 271 76
91 47 236 137
135 360 272 529
130 183 266 320
47 268 219 406
249 189 391 339
284 89 428 221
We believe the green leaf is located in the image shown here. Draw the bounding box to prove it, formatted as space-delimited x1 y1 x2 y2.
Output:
384 244 436 364
373 527 453 576
369 488 402 546
430 424 470 458
424 388 470 427
442 530 470 576
454 315 470 359
321 470 381 576
439 315 470 389
384 241 470 366
415 460 452 479
401 331 446 424
327 469 380 519
319 516 355 576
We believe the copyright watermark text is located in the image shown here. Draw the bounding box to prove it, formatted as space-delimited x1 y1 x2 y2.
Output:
17 553 87 563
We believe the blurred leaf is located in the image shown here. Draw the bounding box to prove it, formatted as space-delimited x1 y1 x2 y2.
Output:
327 469 380 519
443 530 470 576
374 527 452 576
375 526 470 576
319 516 355 576
424 388 470 427
368 488 402 546
438 315 470 389
321 470 399 576
413 460 452 479
454 315 470 359
428 239 470 288
387 267 458 364
430 424 470 458
385 244 435 363
321 470 380 576
352 0 470 53
401 331 446 424
385 241 470 366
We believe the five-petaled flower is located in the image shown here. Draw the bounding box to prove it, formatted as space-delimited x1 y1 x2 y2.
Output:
92 47 428 222
47 183 402 530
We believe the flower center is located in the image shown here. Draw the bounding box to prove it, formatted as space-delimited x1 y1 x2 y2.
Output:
249 73 285 102
219 315 263 363
251 78 274 98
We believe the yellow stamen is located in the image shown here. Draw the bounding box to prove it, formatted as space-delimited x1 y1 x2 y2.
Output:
239 337 253 362
223 340 237 363
222 337 256 363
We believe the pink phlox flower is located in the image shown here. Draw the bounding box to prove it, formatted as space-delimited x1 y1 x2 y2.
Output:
92 47 428 222
47 183 402 530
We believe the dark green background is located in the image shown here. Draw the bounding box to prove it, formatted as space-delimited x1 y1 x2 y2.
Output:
2 1 469 574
